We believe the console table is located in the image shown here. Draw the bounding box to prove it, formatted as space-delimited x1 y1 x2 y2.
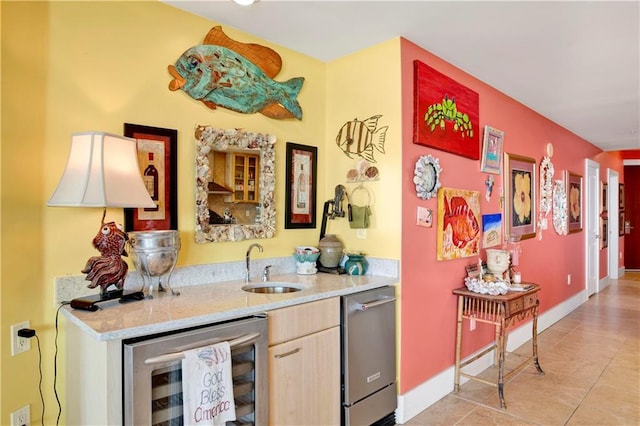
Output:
452 284 544 408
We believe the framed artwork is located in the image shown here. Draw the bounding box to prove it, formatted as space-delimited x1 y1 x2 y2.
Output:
285 142 317 229
619 183 625 210
480 126 504 174
504 153 536 240
601 182 608 212
567 171 583 233
619 211 625 236
124 123 178 232
437 187 481 260
482 213 502 248
413 60 480 160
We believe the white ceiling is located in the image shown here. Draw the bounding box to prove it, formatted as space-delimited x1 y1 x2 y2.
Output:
164 0 640 151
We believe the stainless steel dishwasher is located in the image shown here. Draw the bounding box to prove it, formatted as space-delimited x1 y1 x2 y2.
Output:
342 286 397 425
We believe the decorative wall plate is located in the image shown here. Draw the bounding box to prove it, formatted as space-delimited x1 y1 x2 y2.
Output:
539 156 554 215
414 154 442 200
552 179 568 235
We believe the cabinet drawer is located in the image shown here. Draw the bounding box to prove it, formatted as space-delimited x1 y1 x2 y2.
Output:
508 298 524 315
268 298 339 346
523 293 538 309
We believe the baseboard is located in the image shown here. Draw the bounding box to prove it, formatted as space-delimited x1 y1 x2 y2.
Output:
395 290 586 423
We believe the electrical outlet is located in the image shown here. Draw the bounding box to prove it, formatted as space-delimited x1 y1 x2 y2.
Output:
567 274 572 285
11 405 30 426
356 229 367 239
470 315 476 331
11 321 31 356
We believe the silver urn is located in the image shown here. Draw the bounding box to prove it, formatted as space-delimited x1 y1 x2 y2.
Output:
128 230 181 296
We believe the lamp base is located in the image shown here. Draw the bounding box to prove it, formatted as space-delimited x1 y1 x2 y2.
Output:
70 289 145 311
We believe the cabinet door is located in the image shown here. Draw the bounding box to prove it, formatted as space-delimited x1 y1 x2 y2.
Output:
231 153 260 203
269 326 340 425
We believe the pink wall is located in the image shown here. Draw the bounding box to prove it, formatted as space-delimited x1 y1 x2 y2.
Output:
399 38 622 393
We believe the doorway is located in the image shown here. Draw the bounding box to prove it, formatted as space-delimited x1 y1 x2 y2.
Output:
624 162 640 269
608 169 619 280
586 159 600 297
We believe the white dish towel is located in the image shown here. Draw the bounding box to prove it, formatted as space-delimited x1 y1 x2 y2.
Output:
182 341 236 426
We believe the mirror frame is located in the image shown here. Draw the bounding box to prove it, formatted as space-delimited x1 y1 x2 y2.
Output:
194 125 276 243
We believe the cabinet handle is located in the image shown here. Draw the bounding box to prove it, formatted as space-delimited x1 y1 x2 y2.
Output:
354 297 396 312
274 347 301 359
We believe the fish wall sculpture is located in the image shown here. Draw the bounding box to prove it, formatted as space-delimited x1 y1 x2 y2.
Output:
335 115 388 163
168 26 304 120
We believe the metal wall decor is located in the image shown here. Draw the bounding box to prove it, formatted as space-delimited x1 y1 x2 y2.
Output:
414 154 442 200
335 115 387 163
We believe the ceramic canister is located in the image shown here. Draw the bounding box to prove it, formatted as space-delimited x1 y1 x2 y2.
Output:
318 234 343 268
345 253 368 276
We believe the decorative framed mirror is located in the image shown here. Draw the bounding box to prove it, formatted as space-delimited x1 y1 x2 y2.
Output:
194 125 276 243
414 154 442 200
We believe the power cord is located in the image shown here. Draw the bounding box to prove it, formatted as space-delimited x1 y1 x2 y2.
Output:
54 302 70 426
17 329 45 426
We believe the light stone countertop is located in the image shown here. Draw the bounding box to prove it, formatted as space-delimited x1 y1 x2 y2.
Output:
62 272 397 342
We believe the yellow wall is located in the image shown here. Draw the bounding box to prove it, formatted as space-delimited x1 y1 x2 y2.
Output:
2 1 405 423
325 39 403 257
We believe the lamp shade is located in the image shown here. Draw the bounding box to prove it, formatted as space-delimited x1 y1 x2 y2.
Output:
48 131 156 208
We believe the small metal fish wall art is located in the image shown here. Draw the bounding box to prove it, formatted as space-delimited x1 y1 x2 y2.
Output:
168 26 304 120
336 115 388 163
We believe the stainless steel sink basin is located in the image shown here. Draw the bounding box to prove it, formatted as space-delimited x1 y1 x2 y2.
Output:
242 282 304 294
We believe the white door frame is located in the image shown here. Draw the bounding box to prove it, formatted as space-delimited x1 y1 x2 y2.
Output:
608 169 619 280
586 159 600 296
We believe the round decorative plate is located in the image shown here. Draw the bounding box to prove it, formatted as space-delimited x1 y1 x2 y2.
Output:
552 179 568 235
413 154 442 200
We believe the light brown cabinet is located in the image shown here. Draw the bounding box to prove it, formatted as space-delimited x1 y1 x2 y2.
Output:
267 298 341 425
230 153 259 203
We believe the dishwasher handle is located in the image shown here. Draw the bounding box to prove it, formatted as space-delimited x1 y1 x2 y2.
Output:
144 332 261 365
353 297 396 312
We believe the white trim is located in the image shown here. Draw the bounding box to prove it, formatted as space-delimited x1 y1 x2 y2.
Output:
395 290 586 423
623 160 640 166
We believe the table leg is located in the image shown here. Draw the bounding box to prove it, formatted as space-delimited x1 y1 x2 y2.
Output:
497 320 506 409
532 306 545 375
454 295 464 392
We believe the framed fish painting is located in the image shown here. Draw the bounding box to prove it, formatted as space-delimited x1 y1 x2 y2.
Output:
504 153 537 240
437 187 481 260
413 60 480 160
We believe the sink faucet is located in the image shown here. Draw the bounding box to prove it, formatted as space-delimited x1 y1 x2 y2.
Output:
245 243 263 282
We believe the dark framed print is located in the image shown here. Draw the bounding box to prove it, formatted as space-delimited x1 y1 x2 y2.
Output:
124 123 178 231
619 183 625 210
567 171 583 233
285 142 317 229
619 211 625 236
504 153 536 240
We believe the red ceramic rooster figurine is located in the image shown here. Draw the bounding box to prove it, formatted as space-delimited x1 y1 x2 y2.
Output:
81 221 129 293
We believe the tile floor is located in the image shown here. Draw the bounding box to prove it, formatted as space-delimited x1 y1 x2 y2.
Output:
406 272 640 425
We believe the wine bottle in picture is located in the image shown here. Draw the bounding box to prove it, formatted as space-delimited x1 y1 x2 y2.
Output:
143 152 159 211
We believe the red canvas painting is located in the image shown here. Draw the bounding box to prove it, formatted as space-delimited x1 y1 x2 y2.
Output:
413 60 480 160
